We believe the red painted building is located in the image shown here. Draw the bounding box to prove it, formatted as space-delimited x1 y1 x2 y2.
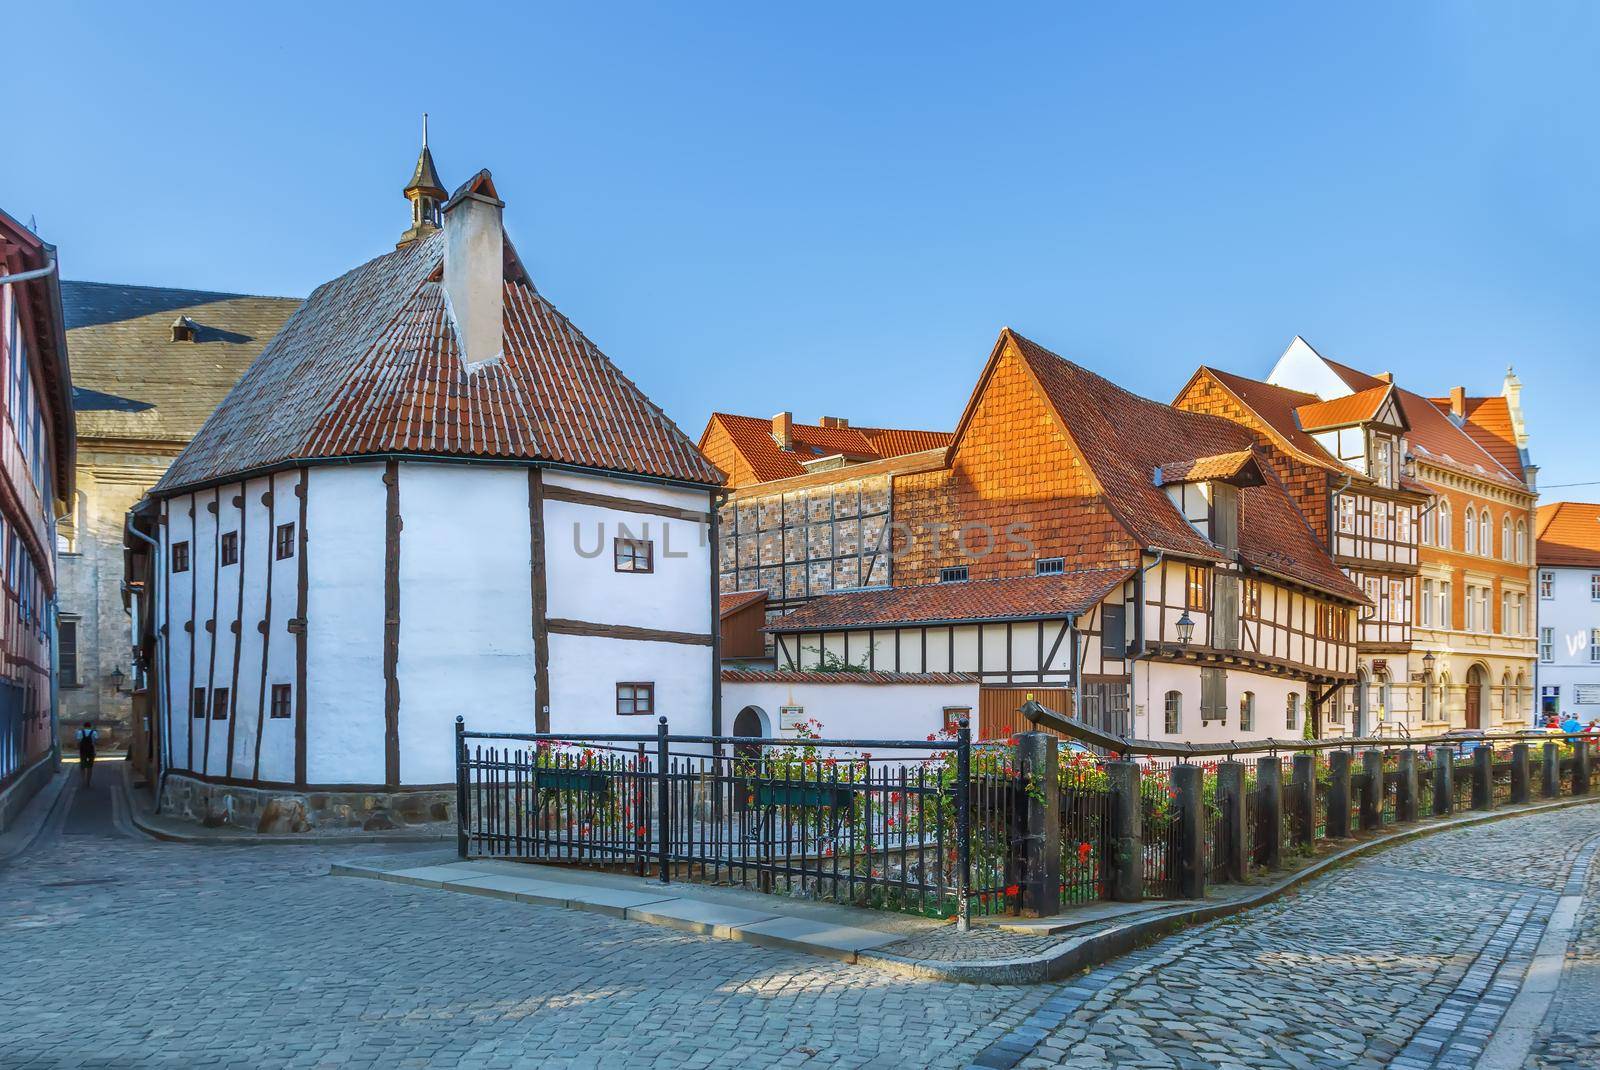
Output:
0 208 76 826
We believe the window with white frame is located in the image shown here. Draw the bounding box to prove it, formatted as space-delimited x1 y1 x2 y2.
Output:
1592 629 1600 664
1164 691 1181 735
1465 508 1476 554
1541 571 1554 599
1420 505 1436 546
1465 585 1477 631
1516 520 1527 563
1478 587 1490 633
1592 574 1600 602
1437 501 1451 549
1389 579 1405 622
1034 557 1065 576
1240 691 1255 732
1286 692 1299 732
1500 592 1510 636
1541 627 1554 663
1480 511 1493 556
1439 581 1452 629
1501 515 1511 560
1338 496 1356 533
1421 579 1435 627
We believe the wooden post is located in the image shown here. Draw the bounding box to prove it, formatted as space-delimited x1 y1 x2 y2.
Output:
1360 749 1382 831
1396 749 1419 823
1105 760 1142 903
1173 763 1206 900
1326 751 1352 838
1014 733 1060 917
1472 746 1493 811
1255 756 1283 871
1216 761 1247 883
1290 752 1315 849
1510 742 1530 804
1434 748 1454 816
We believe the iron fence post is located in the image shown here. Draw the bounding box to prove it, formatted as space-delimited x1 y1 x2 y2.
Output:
454 716 468 859
656 716 671 884
956 719 971 932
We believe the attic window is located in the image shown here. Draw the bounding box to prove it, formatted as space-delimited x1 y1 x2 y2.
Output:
1035 557 1065 576
939 566 969 583
170 316 198 343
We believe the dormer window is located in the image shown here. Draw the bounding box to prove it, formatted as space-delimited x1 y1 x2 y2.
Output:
1372 436 1395 487
170 316 198 343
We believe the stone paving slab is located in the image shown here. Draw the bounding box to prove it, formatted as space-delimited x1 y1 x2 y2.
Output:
730 915 907 963
625 896 778 937
435 871 579 906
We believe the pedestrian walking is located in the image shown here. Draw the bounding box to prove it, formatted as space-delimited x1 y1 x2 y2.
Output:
75 721 98 786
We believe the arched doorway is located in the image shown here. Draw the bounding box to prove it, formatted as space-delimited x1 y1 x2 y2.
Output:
1355 668 1369 737
732 706 767 813
1465 665 1489 730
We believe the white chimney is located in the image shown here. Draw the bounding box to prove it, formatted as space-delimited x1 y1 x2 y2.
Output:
443 169 505 370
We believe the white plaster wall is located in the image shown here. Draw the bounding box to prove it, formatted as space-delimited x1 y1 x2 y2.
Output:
1133 661 1304 745
164 495 196 771
396 463 538 784
305 466 387 785
190 493 220 774
723 679 978 756
1538 565 1600 717
204 486 243 777
256 470 302 783
548 632 712 737
542 470 712 636
227 476 271 776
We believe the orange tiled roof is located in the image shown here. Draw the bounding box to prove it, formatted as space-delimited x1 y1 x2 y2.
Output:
1431 394 1524 480
1536 502 1600 569
1294 385 1394 431
701 412 950 484
1187 368 1350 474
765 569 1135 631
154 229 721 492
1154 450 1260 486
1322 358 1526 491
1001 332 1365 602
719 590 768 619
720 668 976 685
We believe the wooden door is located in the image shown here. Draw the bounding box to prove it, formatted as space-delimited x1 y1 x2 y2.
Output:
1465 685 1482 730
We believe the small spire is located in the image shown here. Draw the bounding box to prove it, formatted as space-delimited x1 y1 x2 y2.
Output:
398 114 447 248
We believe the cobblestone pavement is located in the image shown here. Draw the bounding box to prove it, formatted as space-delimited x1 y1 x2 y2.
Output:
5 773 1599 1069
1525 834 1600 1069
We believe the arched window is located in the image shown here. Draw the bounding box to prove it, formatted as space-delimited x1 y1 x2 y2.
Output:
1464 508 1476 554
1420 503 1435 546
1481 511 1493 556
1515 672 1526 720
1437 501 1451 549
1286 692 1300 732
1501 515 1511 560
1502 672 1513 713
1516 520 1527 564
1164 691 1182 735
1438 672 1450 719
1422 672 1434 720
1240 691 1255 732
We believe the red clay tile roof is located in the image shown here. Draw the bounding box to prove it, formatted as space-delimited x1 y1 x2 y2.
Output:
720 668 976 685
1155 450 1261 486
1189 368 1349 474
1322 358 1526 491
154 230 721 492
1430 394 1524 480
766 569 1135 631
701 412 951 483
1002 333 1364 602
719 589 768 619
1536 502 1600 569
1294 385 1395 431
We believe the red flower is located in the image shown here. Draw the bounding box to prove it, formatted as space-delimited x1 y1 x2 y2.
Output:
1078 842 1093 862
1005 883 1021 898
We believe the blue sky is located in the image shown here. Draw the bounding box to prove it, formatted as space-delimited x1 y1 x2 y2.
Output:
7 2 1597 492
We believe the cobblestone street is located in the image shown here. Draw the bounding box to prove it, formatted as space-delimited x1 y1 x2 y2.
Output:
3 771 1599 1069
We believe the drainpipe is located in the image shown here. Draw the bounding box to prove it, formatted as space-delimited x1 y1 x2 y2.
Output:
125 516 171 812
0 253 58 289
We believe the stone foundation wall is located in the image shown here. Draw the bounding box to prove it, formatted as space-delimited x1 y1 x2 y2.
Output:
159 774 453 835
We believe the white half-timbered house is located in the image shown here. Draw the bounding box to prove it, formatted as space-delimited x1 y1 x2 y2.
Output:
125 144 723 831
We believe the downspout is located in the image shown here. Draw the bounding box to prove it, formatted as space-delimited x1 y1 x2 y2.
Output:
125 515 170 812
0 253 59 289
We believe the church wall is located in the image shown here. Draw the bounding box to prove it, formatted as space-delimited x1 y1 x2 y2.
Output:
396 463 537 785
305 465 387 785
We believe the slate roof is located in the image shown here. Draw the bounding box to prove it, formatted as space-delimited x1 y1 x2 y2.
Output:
1001 332 1365 602
720 668 976 685
1321 358 1527 491
1536 502 1600 569
62 281 301 446
702 412 951 483
154 228 721 493
765 569 1136 631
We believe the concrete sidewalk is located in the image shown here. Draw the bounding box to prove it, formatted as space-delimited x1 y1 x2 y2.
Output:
337 792 1600 985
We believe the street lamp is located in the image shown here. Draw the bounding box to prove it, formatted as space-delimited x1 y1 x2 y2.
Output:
108 666 127 693
1421 651 1436 675
1176 611 1195 647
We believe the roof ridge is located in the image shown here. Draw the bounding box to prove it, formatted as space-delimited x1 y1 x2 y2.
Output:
62 278 301 303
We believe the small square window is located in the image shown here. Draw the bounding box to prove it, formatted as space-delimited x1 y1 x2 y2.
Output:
275 523 296 560
939 566 969 583
943 706 971 733
614 538 654 573
191 687 206 719
616 682 654 716
1035 558 1065 576
270 683 292 719
172 541 190 573
211 687 230 720
220 531 239 566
